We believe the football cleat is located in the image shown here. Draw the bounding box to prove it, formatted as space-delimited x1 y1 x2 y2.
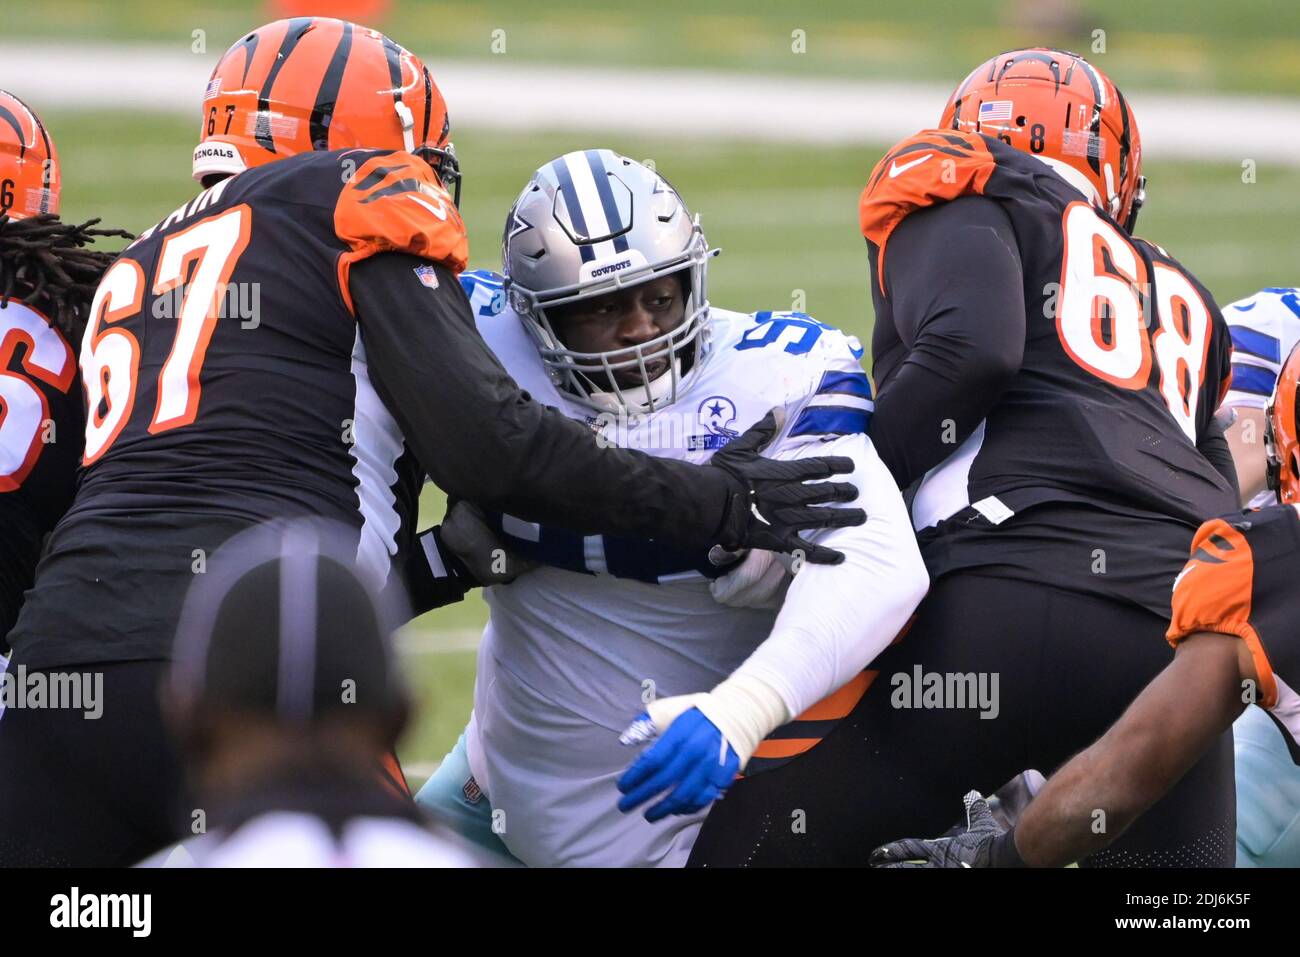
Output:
940 48 1144 233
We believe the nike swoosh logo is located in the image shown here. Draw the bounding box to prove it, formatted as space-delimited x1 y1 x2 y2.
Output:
889 154 932 178
408 193 448 221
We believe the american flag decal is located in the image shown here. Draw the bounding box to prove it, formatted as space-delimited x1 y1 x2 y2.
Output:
203 78 222 101
979 100 1013 122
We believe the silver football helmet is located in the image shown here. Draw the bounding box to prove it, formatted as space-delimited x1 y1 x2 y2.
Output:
503 149 716 413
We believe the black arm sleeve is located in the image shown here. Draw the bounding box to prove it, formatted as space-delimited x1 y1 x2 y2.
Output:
351 253 734 550
867 196 1026 489
1198 411 1240 499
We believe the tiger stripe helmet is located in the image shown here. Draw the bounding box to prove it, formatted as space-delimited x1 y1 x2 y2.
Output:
940 48 1144 233
193 17 459 201
1266 343 1300 504
0 90 59 220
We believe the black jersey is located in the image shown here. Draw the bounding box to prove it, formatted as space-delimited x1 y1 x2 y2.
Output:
860 130 1238 614
8 148 468 668
0 301 82 645
1168 504 1300 759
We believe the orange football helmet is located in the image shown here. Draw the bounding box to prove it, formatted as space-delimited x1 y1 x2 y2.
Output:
193 17 459 201
0 90 59 220
1266 343 1300 504
940 48 1144 233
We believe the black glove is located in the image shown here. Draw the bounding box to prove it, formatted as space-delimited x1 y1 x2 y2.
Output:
869 790 1024 868
708 409 865 565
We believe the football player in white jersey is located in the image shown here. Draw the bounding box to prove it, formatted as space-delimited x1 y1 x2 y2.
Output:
1221 287 1300 868
1224 288 1300 508
413 150 928 866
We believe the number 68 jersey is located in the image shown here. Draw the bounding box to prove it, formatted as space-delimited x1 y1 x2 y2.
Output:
861 130 1238 613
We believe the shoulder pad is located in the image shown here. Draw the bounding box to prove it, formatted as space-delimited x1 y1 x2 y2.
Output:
334 150 469 311
724 311 872 444
859 130 996 291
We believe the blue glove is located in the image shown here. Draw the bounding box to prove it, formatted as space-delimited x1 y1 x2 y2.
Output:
616 706 741 822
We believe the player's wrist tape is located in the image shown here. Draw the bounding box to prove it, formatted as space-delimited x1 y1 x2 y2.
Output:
697 673 791 769
990 826 1027 868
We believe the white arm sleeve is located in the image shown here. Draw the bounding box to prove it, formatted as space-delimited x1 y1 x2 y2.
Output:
726 431 929 719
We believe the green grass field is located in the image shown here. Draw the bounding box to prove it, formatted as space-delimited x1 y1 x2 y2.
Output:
11 0 1300 95
43 106 1300 780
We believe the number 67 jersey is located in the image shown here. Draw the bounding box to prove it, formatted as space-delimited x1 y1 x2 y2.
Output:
7 148 466 670
861 130 1238 614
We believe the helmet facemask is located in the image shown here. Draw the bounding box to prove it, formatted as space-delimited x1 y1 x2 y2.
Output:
1265 377 1300 504
414 143 461 207
505 152 717 414
514 225 711 414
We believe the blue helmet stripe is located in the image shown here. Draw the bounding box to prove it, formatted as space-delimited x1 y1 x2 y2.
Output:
549 157 595 263
584 149 630 253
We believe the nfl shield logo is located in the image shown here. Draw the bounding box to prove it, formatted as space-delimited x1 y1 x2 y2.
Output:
413 264 440 290
462 776 483 805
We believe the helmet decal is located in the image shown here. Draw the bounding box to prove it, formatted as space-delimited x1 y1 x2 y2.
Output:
942 48 1144 233
193 18 456 192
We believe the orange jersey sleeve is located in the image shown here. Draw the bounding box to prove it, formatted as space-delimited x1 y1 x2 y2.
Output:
334 150 469 314
1166 517 1277 707
858 130 997 293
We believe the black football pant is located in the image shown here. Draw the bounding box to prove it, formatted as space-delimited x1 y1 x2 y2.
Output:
688 572 1237 867
0 659 186 866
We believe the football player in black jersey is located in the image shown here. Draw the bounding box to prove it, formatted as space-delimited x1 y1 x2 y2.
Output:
872 344 1300 868
0 90 130 649
0 19 860 866
690 49 1239 867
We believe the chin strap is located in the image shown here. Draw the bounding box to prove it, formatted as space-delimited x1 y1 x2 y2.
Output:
1122 175 1147 234
395 101 416 153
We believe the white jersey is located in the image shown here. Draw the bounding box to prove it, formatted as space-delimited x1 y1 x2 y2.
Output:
457 270 922 867
1222 288 1300 507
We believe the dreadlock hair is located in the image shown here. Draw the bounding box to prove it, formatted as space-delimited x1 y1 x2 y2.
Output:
0 212 134 345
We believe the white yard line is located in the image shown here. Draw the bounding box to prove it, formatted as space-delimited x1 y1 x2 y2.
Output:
3 42 1299 164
